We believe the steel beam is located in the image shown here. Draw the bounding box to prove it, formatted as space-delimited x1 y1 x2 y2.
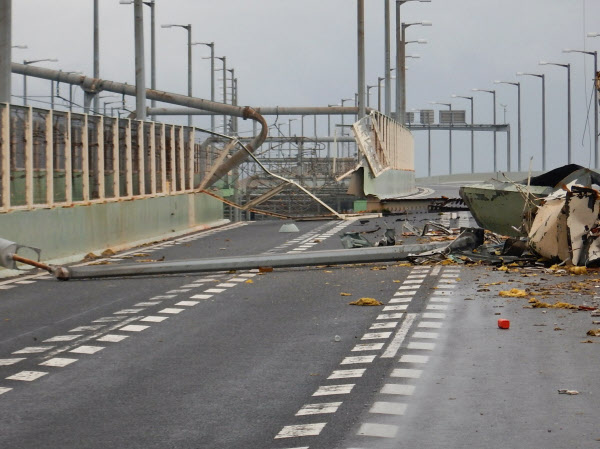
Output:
147 106 365 116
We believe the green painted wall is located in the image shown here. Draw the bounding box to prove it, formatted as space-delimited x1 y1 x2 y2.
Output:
0 193 223 263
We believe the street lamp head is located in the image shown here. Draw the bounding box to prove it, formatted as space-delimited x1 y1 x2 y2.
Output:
416 39 428 44
587 32 600 38
11 45 28 49
420 21 432 26
516 72 524 76
562 49 573 53
451 94 457 98
539 60 548 65
493 80 501 84
471 88 480 91
406 54 421 58
119 0 134 4
161 24 175 28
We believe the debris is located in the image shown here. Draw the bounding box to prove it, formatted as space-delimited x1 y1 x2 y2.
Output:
557 389 579 395
340 292 352 296
499 288 528 298
83 252 99 261
568 266 588 275
132 253 150 257
245 279 254 284
258 267 273 273
402 221 422 236
334 335 341 342
374 229 396 247
498 319 510 329
340 232 372 249
101 249 115 257
586 329 600 337
528 299 579 309
349 297 383 306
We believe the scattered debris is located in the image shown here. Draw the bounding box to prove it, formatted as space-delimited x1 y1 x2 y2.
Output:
498 319 510 329
340 292 352 296
279 223 300 233
586 329 600 337
101 249 115 257
83 252 99 261
499 288 528 298
557 389 579 395
527 299 579 309
340 232 372 249
349 297 383 306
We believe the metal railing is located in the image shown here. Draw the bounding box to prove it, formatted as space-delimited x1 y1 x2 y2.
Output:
0 103 226 213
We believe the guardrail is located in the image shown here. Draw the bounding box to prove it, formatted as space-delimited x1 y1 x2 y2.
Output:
0 103 225 213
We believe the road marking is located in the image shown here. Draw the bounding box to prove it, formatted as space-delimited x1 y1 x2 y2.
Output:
190 294 213 300
407 341 436 350
382 305 408 312
93 317 125 323
328 369 366 379
389 298 411 304
352 343 384 352
69 345 104 354
391 368 422 379
113 309 145 315
69 325 105 332
394 291 416 296
370 401 407 415
295 402 342 416
13 346 54 354
158 308 185 314
167 289 191 293
0 285 16 290
427 304 448 310
275 423 327 439
119 324 149 332
403 279 423 284
377 313 404 320
361 332 392 340
6 371 48 381
380 313 417 359
175 301 199 307
418 321 443 329
216 283 236 288
150 295 177 299
441 273 459 278
370 322 398 330
399 354 430 364
0 358 25 366
412 331 439 339
423 312 446 319
97 334 129 342
406 274 427 279
430 297 451 303
40 357 78 367
313 384 354 396
357 423 398 438
398 285 418 290
15 280 36 284
381 383 415 395
204 288 225 293
430 266 441 276
340 355 376 364
135 301 162 307
141 316 168 323
44 335 82 342
0 387 12 395
229 278 248 282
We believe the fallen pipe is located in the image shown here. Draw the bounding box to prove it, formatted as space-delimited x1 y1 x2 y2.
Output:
11 63 268 187
54 242 446 280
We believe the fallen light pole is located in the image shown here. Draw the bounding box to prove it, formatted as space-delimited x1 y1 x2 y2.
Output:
51 242 446 280
0 238 52 273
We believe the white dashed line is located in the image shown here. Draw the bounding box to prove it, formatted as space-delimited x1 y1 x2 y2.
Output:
393 291 416 296
377 313 404 320
6 371 48 381
0 387 12 395
204 288 225 294
69 325 105 332
158 308 185 314
295 402 342 416
141 316 168 323
97 334 129 342
175 301 199 307
391 368 422 379
217 283 237 288
351 343 384 352
423 313 446 319
274 423 327 439
44 335 82 342
341 355 376 365
357 422 398 438
135 301 162 307
407 341 436 350
381 313 417 359
418 321 443 329
427 304 448 310
370 322 398 330
382 305 408 312
119 325 149 332
0 358 25 366
313 384 354 396
399 354 430 364
412 332 439 339
113 309 145 315
40 357 78 367
370 401 407 415
381 383 415 396
69 345 104 354
190 294 213 300
361 332 392 340
327 369 366 379
13 346 54 354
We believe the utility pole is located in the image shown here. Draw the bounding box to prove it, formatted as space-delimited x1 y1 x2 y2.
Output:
384 0 391 115
0 0 11 103
93 0 99 114
134 0 146 120
357 0 366 119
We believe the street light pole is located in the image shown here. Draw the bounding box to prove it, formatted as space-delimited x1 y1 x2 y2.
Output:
0 0 11 104
494 80 521 171
22 58 58 106
384 0 391 116
93 0 99 113
517 72 546 170
161 23 192 126
452 94 474 173
195 42 215 132
216 56 227 134
539 61 571 164
472 88 497 171
431 101 452 174
133 0 146 120
357 0 366 120
564 48 598 168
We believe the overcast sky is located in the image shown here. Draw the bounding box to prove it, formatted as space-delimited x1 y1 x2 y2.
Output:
11 0 600 176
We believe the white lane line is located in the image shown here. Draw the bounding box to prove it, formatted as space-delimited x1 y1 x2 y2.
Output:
204 288 225 293
430 297 451 303
135 301 162 307
6 371 48 381
430 266 441 276
389 298 411 304
412 332 439 339
328 369 366 379
432 290 453 295
119 324 149 332
239 273 256 278
274 423 327 439
441 274 459 278
408 341 436 350
418 321 443 329
150 295 177 299
15 280 36 284
93 317 125 323
167 289 191 293
406 274 427 279
362 332 392 340
175 301 199 307
370 401 407 416
295 402 342 416
141 316 168 323
383 305 408 312
381 384 415 396
158 308 185 314
391 368 422 379
190 294 213 300
351 343 384 352
69 325 105 332
427 304 448 310
69 345 104 354
40 357 78 367
313 384 355 396
340 355 376 365
438 279 457 284
0 358 25 366
0 285 16 290
180 284 203 288
44 335 82 342
394 291 416 296
370 322 398 330
398 285 418 290
381 313 417 359
423 312 446 319
97 334 129 342
357 423 398 438
229 278 248 282
377 313 404 320
113 309 145 315
13 346 54 354
403 279 423 284
216 283 236 288
399 354 430 364
0 387 12 395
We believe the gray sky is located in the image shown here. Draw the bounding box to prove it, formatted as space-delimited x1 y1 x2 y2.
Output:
11 0 600 176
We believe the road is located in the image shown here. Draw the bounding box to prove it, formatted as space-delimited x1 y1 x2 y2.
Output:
0 215 598 448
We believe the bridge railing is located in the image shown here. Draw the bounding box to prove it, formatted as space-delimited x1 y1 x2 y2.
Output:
0 103 227 213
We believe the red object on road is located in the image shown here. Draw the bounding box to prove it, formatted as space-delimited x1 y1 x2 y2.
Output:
498 319 510 329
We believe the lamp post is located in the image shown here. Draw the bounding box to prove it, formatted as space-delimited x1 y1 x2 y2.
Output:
539 60 571 164
430 101 452 174
161 23 192 126
103 100 122 116
494 80 521 171
451 94 475 173
397 20 431 124
93 0 99 113
394 0 431 122
195 41 215 132
472 88 497 172
367 84 377 108
564 47 598 168
22 58 58 106
341 97 353 157
287 118 298 157
215 56 227 134
517 72 546 171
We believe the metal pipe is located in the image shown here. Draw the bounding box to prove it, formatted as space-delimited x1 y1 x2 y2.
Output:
11 62 268 186
134 0 147 120
55 242 446 280
357 0 366 119
147 106 366 116
0 0 11 103
149 0 156 116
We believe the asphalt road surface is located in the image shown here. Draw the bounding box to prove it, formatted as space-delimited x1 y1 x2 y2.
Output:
0 215 598 448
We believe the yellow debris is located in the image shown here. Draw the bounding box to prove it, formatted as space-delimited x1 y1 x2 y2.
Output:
349 297 383 306
395 263 412 267
498 266 508 272
586 329 600 337
499 288 528 298
245 279 254 284
528 298 578 309
340 292 352 296
568 266 588 275
101 249 115 257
